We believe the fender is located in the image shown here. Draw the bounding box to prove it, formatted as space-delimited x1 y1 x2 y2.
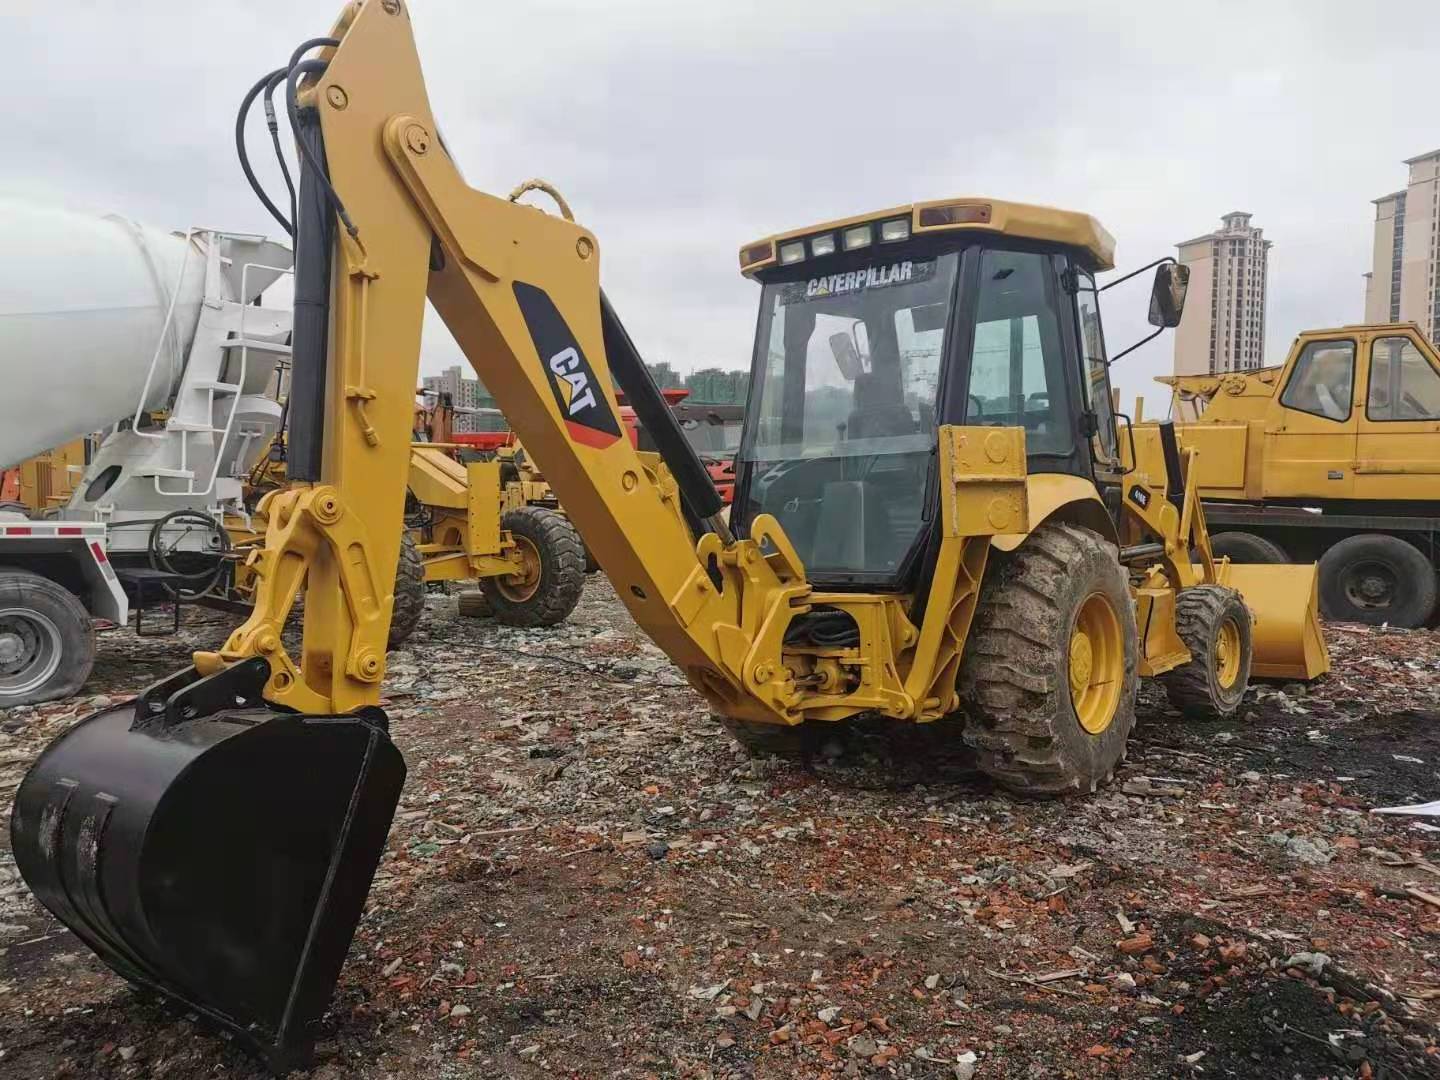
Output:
990 473 1117 552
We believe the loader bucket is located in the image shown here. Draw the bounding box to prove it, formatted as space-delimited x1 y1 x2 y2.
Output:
1219 562 1331 681
9 661 405 1073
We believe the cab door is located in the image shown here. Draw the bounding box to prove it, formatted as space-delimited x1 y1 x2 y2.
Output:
1263 336 1358 498
1354 329 1440 502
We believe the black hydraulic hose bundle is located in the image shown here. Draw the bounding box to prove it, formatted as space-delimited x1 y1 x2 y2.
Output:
285 77 336 482
235 66 294 236
599 291 728 535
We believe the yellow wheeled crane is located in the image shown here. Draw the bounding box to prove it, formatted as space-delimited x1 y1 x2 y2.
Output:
10 2 1327 1070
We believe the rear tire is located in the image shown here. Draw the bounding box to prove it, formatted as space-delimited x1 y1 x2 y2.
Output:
0 569 94 707
1318 533 1436 627
387 532 426 648
959 523 1138 797
1210 531 1289 564
1160 585 1252 718
481 507 585 627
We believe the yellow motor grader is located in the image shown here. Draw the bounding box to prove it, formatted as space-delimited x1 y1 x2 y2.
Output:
10 1 1327 1070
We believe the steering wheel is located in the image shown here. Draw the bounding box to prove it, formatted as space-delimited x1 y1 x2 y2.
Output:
969 394 985 418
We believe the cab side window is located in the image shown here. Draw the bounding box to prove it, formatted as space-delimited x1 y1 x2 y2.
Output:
1367 336 1440 421
966 250 1072 455
1073 269 1118 464
1280 340 1355 422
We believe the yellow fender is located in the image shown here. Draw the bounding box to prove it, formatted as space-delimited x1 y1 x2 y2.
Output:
991 474 1117 552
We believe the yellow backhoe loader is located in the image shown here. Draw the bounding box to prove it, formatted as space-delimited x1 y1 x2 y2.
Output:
9 2 1328 1070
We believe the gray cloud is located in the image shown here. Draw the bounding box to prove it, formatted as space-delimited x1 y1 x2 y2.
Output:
5 0 1436 411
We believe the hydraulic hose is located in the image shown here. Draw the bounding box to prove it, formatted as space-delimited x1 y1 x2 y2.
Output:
599 292 729 540
235 67 294 236
147 509 231 600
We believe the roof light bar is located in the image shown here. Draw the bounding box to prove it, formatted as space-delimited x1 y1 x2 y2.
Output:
843 225 872 250
778 241 806 265
810 233 836 257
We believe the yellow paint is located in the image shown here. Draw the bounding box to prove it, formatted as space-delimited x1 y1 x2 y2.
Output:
217 0 1326 730
740 197 1115 276
5 440 88 512
1161 323 1440 504
1070 591 1123 734
991 473 1113 552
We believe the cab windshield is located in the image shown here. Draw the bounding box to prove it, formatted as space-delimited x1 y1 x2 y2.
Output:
737 251 958 581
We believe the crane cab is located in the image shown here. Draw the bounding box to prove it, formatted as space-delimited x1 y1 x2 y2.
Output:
731 198 1177 590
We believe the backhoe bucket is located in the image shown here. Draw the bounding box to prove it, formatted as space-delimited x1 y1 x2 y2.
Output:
9 660 405 1073
1218 562 1330 681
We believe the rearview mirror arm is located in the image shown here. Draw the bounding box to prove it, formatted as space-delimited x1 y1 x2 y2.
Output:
1098 256 1176 293
1108 325 1166 365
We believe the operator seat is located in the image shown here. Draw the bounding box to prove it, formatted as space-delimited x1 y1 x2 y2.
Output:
847 372 916 440
810 369 924 576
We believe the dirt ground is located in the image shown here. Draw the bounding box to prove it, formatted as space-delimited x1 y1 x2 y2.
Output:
3 579 1440 1079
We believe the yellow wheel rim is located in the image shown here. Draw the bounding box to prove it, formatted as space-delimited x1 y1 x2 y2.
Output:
1069 592 1123 735
1215 617 1242 690
496 535 542 603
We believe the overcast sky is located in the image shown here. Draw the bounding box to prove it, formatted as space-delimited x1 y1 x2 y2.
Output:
3 0 1436 410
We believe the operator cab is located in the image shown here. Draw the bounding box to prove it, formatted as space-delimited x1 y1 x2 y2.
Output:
732 198 1184 591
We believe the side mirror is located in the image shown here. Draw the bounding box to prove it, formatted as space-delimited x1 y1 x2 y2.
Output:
1148 263 1190 329
828 332 864 380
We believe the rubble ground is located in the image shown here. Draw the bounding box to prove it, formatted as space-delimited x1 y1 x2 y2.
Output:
2 579 1440 1078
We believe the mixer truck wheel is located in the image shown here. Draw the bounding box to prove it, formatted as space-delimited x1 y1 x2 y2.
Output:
959 523 1138 797
387 532 426 648
1319 533 1436 628
1209 531 1289 564
1160 585 1252 719
0 569 94 707
481 507 585 627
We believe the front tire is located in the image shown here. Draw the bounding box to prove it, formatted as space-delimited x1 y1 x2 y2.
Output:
1318 533 1436 627
0 569 94 707
959 523 1138 797
481 507 585 628
1160 585 1252 718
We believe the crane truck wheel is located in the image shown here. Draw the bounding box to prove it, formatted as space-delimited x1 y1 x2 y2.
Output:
1209 531 1289 564
1160 585 1253 719
959 523 1138 797
387 532 426 648
1318 533 1437 628
0 568 95 708
481 507 585 627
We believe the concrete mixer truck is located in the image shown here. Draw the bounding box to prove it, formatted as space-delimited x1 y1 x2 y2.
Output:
0 201 295 707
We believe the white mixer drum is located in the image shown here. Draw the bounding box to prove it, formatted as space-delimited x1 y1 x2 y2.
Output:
0 200 208 466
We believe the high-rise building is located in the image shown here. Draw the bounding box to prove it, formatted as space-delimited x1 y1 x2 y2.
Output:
1364 150 1440 344
421 365 494 432
1172 212 1272 376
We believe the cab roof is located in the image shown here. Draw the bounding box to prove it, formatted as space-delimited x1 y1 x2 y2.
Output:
739 198 1116 277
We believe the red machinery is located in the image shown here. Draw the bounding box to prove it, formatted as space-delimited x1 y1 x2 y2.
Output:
619 389 742 504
